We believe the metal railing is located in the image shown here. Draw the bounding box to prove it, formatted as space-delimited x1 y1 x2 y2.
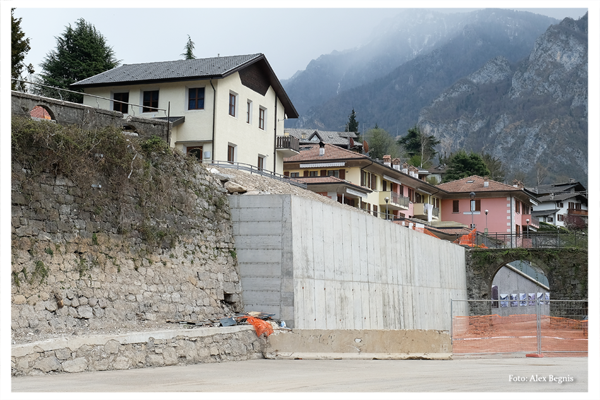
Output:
475 231 587 249
276 136 300 152
207 160 307 189
11 78 168 117
390 191 410 208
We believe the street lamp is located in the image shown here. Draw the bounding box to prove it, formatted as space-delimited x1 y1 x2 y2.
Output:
485 209 489 234
385 197 389 220
470 192 476 229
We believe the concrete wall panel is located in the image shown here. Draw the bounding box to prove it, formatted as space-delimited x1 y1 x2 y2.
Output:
231 194 467 331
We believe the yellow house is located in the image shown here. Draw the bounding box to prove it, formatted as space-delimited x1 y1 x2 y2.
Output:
284 143 443 221
71 54 299 174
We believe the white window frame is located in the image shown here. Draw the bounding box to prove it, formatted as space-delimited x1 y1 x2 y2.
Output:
259 106 267 130
246 100 253 124
227 143 237 164
229 91 238 117
141 88 160 114
186 86 206 112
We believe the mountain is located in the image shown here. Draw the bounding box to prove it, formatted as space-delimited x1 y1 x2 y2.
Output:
282 9 469 121
284 9 558 132
419 13 588 185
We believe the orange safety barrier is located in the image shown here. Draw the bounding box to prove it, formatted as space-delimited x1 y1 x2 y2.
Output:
452 314 587 356
453 228 487 248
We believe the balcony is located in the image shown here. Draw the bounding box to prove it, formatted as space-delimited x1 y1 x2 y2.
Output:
521 214 540 229
568 208 588 217
379 191 409 210
413 203 439 220
276 136 300 157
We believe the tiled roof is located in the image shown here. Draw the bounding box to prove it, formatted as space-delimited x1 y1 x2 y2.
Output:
72 54 263 87
30 105 51 119
284 144 368 163
285 128 361 147
71 53 299 119
436 175 521 193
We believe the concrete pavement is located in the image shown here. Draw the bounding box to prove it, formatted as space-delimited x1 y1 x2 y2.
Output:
11 357 590 393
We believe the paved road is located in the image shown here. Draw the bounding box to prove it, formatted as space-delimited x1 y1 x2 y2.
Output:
11 357 591 394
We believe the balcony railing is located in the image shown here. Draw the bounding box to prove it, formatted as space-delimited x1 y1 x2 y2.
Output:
521 214 540 228
276 136 300 152
391 192 410 208
413 202 439 219
568 208 588 216
207 160 307 189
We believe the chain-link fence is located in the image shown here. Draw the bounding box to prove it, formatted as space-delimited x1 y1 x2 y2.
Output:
451 299 587 357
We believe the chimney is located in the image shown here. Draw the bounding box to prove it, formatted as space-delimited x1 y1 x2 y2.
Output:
383 155 391 167
392 158 401 170
402 162 409 174
409 166 418 178
319 141 325 156
512 179 524 189
483 176 489 188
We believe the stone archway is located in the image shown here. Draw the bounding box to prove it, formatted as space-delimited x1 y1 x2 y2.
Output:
464 248 587 315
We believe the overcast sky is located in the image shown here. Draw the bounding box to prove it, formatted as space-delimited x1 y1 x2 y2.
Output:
9 2 589 81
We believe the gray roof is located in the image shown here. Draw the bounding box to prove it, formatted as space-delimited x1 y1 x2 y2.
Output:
71 53 298 118
285 128 362 147
536 192 587 203
529 181 587 195
72 54 263 87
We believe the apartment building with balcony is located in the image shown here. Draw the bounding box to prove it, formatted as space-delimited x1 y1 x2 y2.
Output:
527 180 588 228
283 143 443 220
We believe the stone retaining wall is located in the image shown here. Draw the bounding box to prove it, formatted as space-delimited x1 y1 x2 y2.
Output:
11 117 243 341
11 326 265 376
11 91 169 141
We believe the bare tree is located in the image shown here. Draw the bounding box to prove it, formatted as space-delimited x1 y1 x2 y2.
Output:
535 162 549 185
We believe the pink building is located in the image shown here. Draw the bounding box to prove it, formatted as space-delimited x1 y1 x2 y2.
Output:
437 176 539 234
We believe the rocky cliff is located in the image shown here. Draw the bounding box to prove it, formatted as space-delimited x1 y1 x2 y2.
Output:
419 14 588 184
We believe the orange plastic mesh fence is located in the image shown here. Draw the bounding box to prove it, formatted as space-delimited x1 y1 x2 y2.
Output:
452 314 587 356
245 316 274 337
453 228 487 248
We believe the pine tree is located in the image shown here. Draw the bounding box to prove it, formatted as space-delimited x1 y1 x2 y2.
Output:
37 18 119 102
443 150 491 182
11 9 35 90
182 35 196 60
345 108 360 141
397 126 440 168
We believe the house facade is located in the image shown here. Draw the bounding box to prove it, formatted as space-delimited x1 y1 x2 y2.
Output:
71 54 299 174
283 144 443 221
528 180 588 228
436 175 540 234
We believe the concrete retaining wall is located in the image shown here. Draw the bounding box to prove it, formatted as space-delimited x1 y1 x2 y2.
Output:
12 326 265 376
230 194 468 331
265 329 451 360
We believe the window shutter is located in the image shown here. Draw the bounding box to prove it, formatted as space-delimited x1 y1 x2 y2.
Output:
339 169 345 180
284 171 289 177
320 170 327 177
303 171 308 177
